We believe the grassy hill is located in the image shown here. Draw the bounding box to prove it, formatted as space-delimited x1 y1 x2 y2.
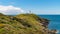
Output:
0 13 57 34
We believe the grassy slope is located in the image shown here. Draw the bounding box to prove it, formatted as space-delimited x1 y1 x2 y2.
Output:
0 14 49 34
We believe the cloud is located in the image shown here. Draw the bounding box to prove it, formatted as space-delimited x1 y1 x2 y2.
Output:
0 5 24 15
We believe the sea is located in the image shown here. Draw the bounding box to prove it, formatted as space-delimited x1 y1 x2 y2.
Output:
39 15 60 34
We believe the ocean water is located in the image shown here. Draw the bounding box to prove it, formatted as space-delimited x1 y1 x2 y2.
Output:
39 15 60 34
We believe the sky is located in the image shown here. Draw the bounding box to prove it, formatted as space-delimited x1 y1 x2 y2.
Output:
0 0 60 15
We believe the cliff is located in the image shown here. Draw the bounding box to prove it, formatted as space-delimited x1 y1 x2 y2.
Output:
0 13 57 34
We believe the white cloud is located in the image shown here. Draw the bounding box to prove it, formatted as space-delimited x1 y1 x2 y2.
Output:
0 5 24 15
0 5 60 15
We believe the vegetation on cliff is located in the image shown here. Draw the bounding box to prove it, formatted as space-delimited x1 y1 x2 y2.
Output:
0 13 57 34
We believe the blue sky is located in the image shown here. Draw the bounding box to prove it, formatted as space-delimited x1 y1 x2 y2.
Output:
0 0 60 15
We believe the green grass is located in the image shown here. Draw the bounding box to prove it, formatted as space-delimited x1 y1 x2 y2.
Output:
0 13 54 34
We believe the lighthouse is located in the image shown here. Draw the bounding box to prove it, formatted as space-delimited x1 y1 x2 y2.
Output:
29 10 32 14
